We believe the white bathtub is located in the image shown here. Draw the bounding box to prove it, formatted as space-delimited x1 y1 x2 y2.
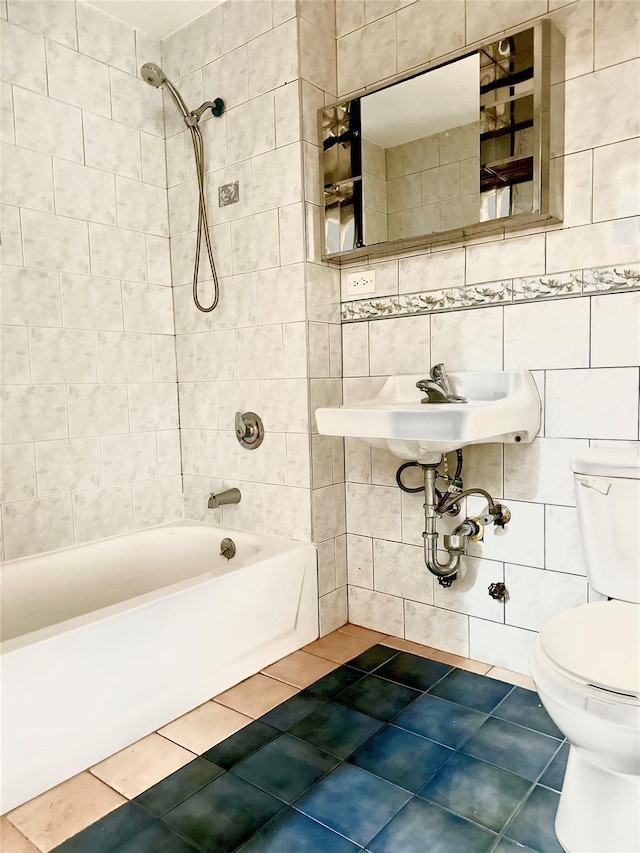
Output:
0 522 318 813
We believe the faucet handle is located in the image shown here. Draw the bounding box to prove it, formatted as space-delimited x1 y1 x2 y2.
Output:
235 411 248 441
430 363 453 395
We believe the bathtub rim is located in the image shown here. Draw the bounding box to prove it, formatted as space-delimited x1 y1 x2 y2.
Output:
1 520 315 656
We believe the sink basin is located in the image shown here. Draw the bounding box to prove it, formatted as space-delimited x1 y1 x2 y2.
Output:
316 371 541 463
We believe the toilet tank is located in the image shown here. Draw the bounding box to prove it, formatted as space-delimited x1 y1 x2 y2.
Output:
571 446 640 603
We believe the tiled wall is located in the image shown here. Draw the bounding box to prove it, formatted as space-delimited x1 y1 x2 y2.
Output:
336 0 640 673
0 1 181 561
298 0 348 635
162 1 316 544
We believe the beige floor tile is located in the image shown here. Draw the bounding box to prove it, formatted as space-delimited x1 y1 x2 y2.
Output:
303 631 373 663
487 666 536 691
429 650 493 675
1 817 42 852
90 733 195 799
338 624 389 643
262 650 339 688
158 701 252 754
214 673 299 718
381 636 438 658
6 772 125 853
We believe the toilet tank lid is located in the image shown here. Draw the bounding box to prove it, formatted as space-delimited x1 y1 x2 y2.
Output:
571 446 640 478
539 601 640 697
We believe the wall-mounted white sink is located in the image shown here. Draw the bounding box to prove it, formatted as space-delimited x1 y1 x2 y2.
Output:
316 371 541 463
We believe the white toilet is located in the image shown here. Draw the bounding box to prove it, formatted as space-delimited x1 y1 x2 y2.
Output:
531 446 640 853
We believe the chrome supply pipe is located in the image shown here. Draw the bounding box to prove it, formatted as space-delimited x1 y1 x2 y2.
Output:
422 465 464 581
420 463 507 585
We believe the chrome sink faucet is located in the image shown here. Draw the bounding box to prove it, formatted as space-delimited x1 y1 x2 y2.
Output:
416 363 467 404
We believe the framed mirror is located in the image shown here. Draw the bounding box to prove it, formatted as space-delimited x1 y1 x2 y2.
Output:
320 20 563 261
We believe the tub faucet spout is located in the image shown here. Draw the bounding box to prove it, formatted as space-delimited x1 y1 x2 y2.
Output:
208 488 241 509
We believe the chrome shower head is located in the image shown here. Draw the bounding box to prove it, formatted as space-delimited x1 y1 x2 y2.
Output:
140 62 166 88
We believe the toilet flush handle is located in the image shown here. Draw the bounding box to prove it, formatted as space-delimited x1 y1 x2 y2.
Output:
576 476 611 496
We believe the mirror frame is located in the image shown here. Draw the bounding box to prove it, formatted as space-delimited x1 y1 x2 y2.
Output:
319 19 563 264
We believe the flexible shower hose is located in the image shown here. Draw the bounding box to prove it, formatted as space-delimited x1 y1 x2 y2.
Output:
189 123 219 313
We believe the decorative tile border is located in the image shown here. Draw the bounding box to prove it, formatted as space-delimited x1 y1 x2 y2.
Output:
341 264 640 322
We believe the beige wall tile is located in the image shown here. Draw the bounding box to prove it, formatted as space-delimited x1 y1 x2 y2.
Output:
319 585 349 634
1 143 53 213
563 60 640 155
592 139 640 222
397 0 464 73
405 599 469 657
594 0 639 70
338 16 396 95
431 305 503 371
13 87 83 163
299 17 337 93
591 292 640 368
505 563 587 632
348 585 405 637
546 367 640 440
368 315 430 375
504 298 589 370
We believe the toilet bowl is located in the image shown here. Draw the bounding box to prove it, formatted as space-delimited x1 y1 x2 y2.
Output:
531 446 640 853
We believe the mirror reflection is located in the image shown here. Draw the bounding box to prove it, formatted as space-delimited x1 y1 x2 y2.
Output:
321 24 554 259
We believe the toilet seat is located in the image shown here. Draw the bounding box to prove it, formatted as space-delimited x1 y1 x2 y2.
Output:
539 600 640 699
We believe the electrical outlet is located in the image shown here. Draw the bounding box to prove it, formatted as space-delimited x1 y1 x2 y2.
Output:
346 270 376 296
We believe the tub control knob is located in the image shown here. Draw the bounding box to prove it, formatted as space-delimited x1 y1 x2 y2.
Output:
220 538 236 560
235 411 264 450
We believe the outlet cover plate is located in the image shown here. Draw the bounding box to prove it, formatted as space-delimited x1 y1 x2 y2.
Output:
346 271 376 296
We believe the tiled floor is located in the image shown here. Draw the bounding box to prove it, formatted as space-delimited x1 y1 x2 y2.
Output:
4 626 567 853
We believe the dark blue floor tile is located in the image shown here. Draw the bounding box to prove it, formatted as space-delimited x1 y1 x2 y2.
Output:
350 724 453 792
260 693 325 731
134 757 224 817
347 644 399 672
295 763 411 848
201 720 280 769
303 665 364 700
419 752 531 833
232 733 339 804
429 669 514 713
394 691 488 748
54 803 154 852
461 717 562 782
375 653 452 691
539 742 569 793
237 808 360 852
288 700 384 758
504 785 563 853
492 688 564 739
366 796 496 853
114 821 199 852
162 772 285 852
334 674 421 721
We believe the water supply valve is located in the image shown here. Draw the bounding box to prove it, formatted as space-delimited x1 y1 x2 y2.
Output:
479 502 511 529
488 582 508 602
